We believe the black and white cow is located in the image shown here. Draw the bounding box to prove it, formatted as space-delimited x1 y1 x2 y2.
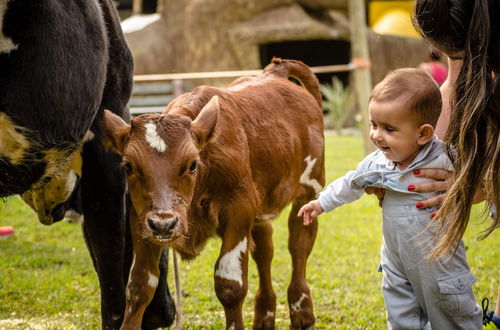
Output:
0 0 175 328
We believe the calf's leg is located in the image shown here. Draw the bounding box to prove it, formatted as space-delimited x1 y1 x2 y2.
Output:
120 210 163 330
251 221 277 329
122 197 176 329
287 198 318 329
214 230 251 329
141 249 176 329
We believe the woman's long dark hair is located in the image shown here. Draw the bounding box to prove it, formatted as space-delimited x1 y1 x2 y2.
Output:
414 0 500 258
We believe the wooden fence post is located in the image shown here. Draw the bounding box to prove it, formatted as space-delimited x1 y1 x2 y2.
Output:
348 0 374 154
132 0 142 15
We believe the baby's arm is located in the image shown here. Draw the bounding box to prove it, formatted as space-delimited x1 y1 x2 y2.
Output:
298 170 364 225
297 200 323 225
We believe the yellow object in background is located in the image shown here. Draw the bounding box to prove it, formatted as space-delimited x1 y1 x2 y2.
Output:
369 1 421 38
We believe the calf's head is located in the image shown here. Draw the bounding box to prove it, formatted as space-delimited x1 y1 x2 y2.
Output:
102 96 219 246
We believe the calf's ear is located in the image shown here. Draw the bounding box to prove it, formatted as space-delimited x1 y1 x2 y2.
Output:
192 95 219 147
102 110 131 153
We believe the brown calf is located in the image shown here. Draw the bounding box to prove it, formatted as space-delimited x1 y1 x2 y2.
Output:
103 58 325 329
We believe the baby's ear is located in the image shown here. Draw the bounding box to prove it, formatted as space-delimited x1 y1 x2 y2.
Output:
417 124 434 145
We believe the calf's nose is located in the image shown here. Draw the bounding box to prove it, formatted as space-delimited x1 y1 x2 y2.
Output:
148 217 178 237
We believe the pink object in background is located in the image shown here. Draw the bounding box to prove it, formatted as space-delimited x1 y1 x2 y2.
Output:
0 226 14 239
429 62 448 85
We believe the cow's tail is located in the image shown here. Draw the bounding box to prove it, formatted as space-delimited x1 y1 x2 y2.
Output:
264 57 322 108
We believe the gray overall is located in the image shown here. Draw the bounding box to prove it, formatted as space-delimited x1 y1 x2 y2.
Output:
318 137 482 329
380 191 482 329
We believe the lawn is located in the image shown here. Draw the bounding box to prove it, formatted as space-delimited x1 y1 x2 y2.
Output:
0 134 498 329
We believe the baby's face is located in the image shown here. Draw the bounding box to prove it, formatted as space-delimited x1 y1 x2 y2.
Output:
368 100 424 170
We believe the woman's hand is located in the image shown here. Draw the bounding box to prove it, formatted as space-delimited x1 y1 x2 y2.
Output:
409 169 451 208
410 168 485 209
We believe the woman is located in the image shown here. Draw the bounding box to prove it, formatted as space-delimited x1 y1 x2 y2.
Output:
413 0 500 327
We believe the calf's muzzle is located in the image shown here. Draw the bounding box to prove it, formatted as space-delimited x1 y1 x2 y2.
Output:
147 213 179 238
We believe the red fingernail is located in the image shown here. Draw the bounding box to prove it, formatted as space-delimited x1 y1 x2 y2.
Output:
431 212 436 219
408 185 415 191
416 202 423 208
413 170 421 175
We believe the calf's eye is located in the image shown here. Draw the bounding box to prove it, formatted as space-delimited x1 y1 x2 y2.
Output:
189 160 197 173
122 161 133 175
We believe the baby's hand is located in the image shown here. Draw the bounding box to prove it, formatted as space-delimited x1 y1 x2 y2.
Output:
297 200 323 226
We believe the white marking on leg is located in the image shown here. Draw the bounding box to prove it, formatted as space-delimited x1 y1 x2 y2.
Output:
215 237 247 286
144 122 166 152
126 254 136 301
127 254 136 282
256 213 277 221
148 273 159 288
227 323 236 330
0 1 18 54
299 155 323 195
265 310 275 319
291 293 308 312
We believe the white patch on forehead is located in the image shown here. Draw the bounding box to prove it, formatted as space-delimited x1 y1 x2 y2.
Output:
0 113 31 164
291 293 308 312
148 273 159 288
299 155 323 196
144 122 167 152
0 1 17 54
227 323 235 330
215 237 247 286
265 311 274 319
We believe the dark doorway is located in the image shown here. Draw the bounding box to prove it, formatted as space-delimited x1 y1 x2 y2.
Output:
259 39 351 86
114 0 157 15
142 0 157 14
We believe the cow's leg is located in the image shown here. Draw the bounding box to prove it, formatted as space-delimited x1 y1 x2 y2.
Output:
120 210 163 330
214 228 251 330
287 196 318 329
251 221 276 329
81 144 128 329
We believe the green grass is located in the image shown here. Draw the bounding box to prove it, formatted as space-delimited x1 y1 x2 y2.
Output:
1 134 499 329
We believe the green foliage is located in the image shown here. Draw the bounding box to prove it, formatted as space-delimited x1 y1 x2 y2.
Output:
0 135 499 329
321 77 353 134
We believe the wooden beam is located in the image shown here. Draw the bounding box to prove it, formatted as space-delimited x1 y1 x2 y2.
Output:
133 64 356 82
349 0 374 154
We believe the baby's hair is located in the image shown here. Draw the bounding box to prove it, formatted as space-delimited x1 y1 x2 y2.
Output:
370 68 442 126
